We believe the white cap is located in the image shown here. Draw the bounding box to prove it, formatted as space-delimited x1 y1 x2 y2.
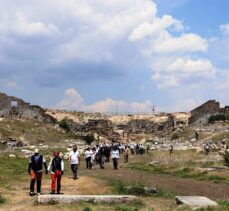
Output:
34 148 39 153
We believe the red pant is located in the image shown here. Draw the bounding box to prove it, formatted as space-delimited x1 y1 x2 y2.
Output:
51 171 61 193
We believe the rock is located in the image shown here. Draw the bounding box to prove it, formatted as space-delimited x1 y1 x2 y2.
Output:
143 187 158 195
38 195 137 204
124 186 157 196
9 154 16 158
21 149 33 155
176 196 218 209
149 161 160 165
190 138 197 142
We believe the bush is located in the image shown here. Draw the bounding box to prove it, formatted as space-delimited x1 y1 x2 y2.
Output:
82 135 95 145
208 114 229 123
83 207 92 211
223 150 229 166
0 194 6 204
58 119 70 131
171 133 179 140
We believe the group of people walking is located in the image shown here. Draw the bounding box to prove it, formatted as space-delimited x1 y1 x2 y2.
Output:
28 145 80 196
83 144 123 170
28 143 128 196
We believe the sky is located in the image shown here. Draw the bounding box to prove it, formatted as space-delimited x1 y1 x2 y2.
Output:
0 0 228 113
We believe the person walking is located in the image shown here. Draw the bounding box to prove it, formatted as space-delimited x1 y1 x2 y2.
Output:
69 145 80 179
48 151 64 194
169 144 173 156
28 148 48 196
123 145 129 163
111 145 120 169
85 147 92 169
98 146 106 169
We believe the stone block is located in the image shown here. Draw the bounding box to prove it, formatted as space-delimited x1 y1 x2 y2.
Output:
38 195 137 204
176 196 218 209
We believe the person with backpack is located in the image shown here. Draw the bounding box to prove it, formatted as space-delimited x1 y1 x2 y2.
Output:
28 148 48 196
48 151 64 194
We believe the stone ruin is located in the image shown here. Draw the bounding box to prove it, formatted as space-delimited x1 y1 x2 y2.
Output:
0 92 56 123
189 100 229 126
65 113 176 142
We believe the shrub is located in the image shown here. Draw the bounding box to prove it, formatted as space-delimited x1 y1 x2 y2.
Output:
82 135 95 145
171 133 179 140
83 207 92 211
208 114 229 123
0 194 5 204
223 150 229 166
58 119 70 131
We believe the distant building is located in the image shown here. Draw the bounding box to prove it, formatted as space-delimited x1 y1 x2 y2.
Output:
0 92 56 123
189 100 229 126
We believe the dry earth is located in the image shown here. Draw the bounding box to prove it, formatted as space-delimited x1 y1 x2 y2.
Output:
0 152 228 211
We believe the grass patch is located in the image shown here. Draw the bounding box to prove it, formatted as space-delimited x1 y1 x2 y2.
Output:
153 188 175 199
0 154 28 187
218 200 229 210
114 205 139 211
127 163 228 184
0 194 6 204
83 207 92 211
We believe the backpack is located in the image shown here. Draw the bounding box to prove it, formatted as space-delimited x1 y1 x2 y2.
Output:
52 157 62 172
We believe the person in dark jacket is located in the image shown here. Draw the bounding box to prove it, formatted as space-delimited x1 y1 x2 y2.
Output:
98 147 106 169
28 148 48 196
48 151 64 194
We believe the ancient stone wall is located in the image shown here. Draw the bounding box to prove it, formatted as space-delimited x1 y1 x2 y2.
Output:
189 100 228 126
0 92 55 123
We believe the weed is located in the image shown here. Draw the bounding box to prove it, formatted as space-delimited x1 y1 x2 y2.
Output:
223 151 229 166
218 200 229 209
114 205 139 211
47 199 58 205
0 194 6 204
83 207 92 211
153 188 175 199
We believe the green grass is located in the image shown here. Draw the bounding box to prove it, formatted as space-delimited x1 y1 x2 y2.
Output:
0 194 6 204
212 132 229 142
0 119 78 146
127 163 228 184
0 154 28 187
83 207 92 211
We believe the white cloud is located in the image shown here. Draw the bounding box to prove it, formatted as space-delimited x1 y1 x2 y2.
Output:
153 33 208 53
167 58 215 77
0 13 59 38
85 98 129 113
56 88 84 110
129 15 183 42
151 57 216 88
56 88 153 113
220 23 229 35
173 99 200 112
130 100 153 112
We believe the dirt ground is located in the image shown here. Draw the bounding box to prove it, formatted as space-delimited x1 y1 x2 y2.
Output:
0 176 112 211
1 153 228 211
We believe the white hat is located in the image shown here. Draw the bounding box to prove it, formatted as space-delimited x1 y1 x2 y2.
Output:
34 148 39 153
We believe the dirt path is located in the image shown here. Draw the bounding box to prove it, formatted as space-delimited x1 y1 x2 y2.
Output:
1 155 228 210
87 162 229 201
0 176 111 211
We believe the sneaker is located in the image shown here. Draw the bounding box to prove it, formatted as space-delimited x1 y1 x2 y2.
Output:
30 192 34 196
37 192 41 196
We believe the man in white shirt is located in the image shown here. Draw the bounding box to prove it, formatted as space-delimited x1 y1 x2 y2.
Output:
111 145 120 170
85 147 92 169
69 145 80 179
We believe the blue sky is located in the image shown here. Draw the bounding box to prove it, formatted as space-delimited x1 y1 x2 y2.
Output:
0 0 228 112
